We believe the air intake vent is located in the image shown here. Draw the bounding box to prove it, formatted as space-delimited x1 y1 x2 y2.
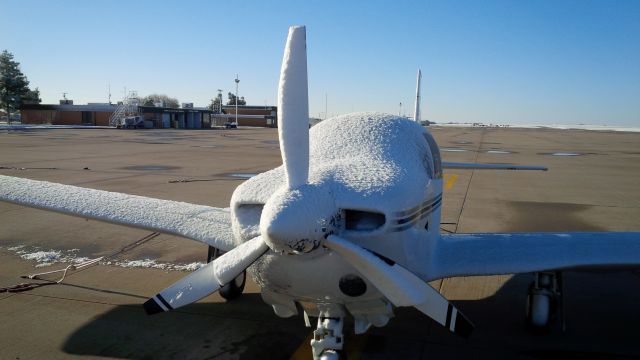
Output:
344 209 385 231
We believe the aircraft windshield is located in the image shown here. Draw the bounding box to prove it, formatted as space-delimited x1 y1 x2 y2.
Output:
424 133 443 179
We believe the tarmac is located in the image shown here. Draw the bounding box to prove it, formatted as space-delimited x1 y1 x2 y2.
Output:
0 125 639 359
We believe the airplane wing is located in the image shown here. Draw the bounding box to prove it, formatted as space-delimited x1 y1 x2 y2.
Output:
0 175 235 251
442 162 547 171
429 232 640 279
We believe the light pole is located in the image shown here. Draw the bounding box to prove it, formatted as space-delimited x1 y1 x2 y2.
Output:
325 92 328 120
235 75 240 127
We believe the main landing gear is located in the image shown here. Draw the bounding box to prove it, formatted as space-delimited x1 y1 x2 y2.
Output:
526 271 564 331
207 246 246 301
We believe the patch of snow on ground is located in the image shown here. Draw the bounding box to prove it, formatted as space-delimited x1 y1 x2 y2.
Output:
2 245 205 272
20 250 62 266
173 262 206 271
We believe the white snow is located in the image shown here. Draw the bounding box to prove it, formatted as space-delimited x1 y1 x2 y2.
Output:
213 236 267 284
2 245 206 271
114 259 206 271
0 175 235 251
233 112 431 214
278 25 309 189
21 250 62 265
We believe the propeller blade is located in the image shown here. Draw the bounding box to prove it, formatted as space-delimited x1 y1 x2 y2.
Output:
144 236 268 314
277 25 309 189
325 235 474 337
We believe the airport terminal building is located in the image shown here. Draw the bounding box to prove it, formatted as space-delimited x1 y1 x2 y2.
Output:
20 103 277 129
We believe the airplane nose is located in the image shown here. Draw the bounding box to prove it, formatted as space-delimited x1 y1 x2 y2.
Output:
260 185 336 254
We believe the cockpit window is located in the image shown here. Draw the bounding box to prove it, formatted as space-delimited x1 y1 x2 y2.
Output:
344 209 386 231
423 133 443 179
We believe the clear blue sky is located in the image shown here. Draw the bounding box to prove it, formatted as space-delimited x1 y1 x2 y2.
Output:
1 0 638 126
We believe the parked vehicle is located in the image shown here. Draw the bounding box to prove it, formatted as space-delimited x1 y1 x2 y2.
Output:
117 116 145 129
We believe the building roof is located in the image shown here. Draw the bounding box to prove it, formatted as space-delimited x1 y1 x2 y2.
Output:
221 105 276 110
21 104 118 112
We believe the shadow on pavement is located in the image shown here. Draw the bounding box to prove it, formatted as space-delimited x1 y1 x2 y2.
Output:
62 271 640 359
62 293 307 360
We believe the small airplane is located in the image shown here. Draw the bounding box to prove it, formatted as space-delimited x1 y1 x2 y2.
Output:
1 26 640 360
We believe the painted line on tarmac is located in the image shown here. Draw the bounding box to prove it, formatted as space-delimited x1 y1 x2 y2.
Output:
444 174 458 190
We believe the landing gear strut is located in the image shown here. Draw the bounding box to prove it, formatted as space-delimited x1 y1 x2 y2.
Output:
207 246 246 301
311 317 344 360
526 271 563 331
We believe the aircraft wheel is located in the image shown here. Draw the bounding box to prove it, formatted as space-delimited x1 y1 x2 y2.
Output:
219 271 246 301
526 293 551 329
207 246 245 301
320 350 341 360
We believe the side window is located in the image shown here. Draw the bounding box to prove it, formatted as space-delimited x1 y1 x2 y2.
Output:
423 133 443 179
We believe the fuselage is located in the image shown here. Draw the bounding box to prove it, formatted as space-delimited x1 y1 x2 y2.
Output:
230 112 443 321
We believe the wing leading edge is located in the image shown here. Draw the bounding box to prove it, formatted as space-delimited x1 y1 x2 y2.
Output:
0 175 235 251
429 232 640 280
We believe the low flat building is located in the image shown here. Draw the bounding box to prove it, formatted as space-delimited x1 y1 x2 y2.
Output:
20 104 278 129
218 105 277 127
21 103 117 126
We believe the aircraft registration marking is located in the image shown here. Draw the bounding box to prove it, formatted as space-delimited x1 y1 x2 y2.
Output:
444 174 458 190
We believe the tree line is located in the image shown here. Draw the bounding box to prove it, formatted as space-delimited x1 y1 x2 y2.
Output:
0 50 41 122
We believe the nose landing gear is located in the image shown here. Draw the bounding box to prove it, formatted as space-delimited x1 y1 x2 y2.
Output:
311 317 344 360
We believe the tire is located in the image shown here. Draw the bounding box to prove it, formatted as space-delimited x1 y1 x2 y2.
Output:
526 293 551 330
219 271 246 301
208 246 245 301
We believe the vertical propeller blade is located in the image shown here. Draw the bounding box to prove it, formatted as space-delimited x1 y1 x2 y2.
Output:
414 69 422 122
144 236 267 314
325 235 474 337
277 25 309 189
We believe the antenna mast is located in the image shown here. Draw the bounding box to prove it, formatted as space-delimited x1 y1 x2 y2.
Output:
414 69 422 122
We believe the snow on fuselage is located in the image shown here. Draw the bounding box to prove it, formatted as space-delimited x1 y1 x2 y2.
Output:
230 112 443 318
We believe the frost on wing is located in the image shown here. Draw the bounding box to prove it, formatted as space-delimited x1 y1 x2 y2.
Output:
0 175 235 251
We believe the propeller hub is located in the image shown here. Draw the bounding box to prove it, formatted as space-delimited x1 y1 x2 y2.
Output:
260 185 337 254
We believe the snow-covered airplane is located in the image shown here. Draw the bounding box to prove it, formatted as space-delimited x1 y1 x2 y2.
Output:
2 26 640 360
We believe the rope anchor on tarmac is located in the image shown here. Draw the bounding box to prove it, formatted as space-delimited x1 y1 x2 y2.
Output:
3 232 160 293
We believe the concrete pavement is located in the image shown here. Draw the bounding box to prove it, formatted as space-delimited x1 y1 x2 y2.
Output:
1 125 639 359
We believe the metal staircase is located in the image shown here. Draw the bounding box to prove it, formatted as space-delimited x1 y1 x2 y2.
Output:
109 91 140 127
